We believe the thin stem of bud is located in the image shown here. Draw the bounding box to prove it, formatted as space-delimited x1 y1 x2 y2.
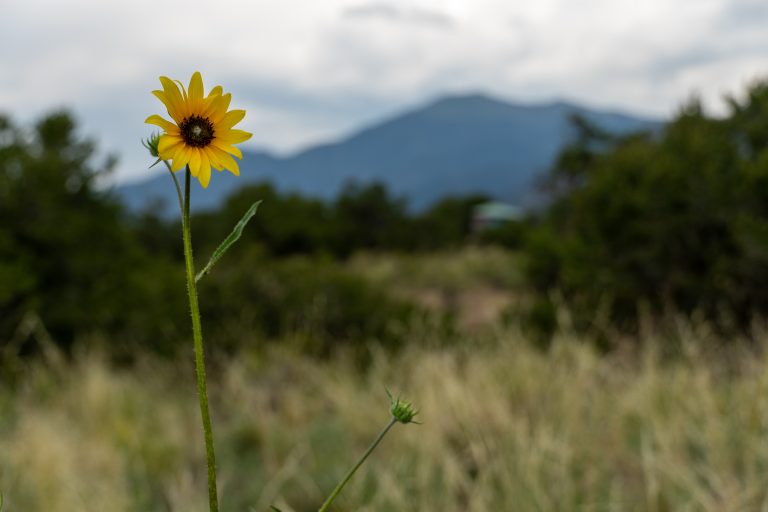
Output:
163 160 184 214
317 416 399 512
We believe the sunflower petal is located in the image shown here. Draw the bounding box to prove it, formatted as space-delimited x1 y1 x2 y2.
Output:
159 143 184 161
152 90 184 123
171 146 193 172
212 139 243 159
198 167 212 188
151 90 173 113
209 146 240 176
159 77 187 120
159 146 183 161
197 150 212 188
158 134 182 153
158 136 184 160
201 90 224 118
145 114 179 134
217 129 252 144
208 93 232 123
204 147 224 171
189 71 204 104
205 85 223 101
189 148 202 177
159 76 181 97
174 79 188 101
219 110 246 129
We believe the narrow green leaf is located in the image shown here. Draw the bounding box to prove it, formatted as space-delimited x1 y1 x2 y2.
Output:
195 200 261 283
270 507 283 512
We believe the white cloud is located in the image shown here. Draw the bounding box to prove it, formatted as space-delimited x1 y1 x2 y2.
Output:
1 0 766 184
343 2 455 28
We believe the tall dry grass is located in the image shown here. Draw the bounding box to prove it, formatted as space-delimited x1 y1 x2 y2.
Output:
2 325 768 511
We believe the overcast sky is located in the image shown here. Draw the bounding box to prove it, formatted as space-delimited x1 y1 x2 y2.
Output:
2 0 768 184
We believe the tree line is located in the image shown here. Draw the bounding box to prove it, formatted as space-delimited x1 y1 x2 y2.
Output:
0 113 492 357
5 79 768 357
523 80 768 340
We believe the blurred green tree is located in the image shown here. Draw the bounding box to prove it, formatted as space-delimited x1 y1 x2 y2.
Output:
0 112 184 355
330 182 411 256
523 81 768 338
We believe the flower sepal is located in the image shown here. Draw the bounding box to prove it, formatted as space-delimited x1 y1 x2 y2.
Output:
386 389 420 424
142 132 163 168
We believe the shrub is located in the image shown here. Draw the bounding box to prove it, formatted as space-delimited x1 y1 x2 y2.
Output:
199 254 426 356
522 81 768 338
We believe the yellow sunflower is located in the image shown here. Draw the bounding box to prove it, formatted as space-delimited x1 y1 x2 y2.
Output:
145 71 252 188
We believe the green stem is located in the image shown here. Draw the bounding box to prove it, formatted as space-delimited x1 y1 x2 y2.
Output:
180 167 219 512
318 417 399 512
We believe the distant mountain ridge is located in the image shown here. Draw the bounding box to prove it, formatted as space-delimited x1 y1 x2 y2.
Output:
118 93 661 213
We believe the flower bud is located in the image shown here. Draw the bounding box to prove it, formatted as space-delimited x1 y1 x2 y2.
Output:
387 389 419 424
142 132 161 158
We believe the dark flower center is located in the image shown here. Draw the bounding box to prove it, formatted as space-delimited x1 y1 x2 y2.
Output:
180 115 215 147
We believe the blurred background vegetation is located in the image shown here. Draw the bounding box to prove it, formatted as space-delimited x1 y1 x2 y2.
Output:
524 81 768 343
0 108 512 362
5 81 768 511
4 81 768 361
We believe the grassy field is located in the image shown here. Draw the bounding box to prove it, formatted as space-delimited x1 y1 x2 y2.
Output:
3 323 768 511
350 247 524 330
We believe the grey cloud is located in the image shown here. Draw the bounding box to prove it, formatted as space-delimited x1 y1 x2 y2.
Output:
228 78 392 120
650 48 724 78
717 0 768 29
344 3 400 19
343 2 454 28
644 40 768 83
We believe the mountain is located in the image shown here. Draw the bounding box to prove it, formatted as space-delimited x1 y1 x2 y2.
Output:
117 93 661 213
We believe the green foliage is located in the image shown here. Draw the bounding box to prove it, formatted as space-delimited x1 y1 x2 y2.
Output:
331 182 412 256
195 183 337 258
192 183 489 259
0 112 185 355
199 254 424 356
523 80 768 336
0 111 496 359
0 113 510 358
475 219 524 248
414 195 489 249
195 200 261 282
